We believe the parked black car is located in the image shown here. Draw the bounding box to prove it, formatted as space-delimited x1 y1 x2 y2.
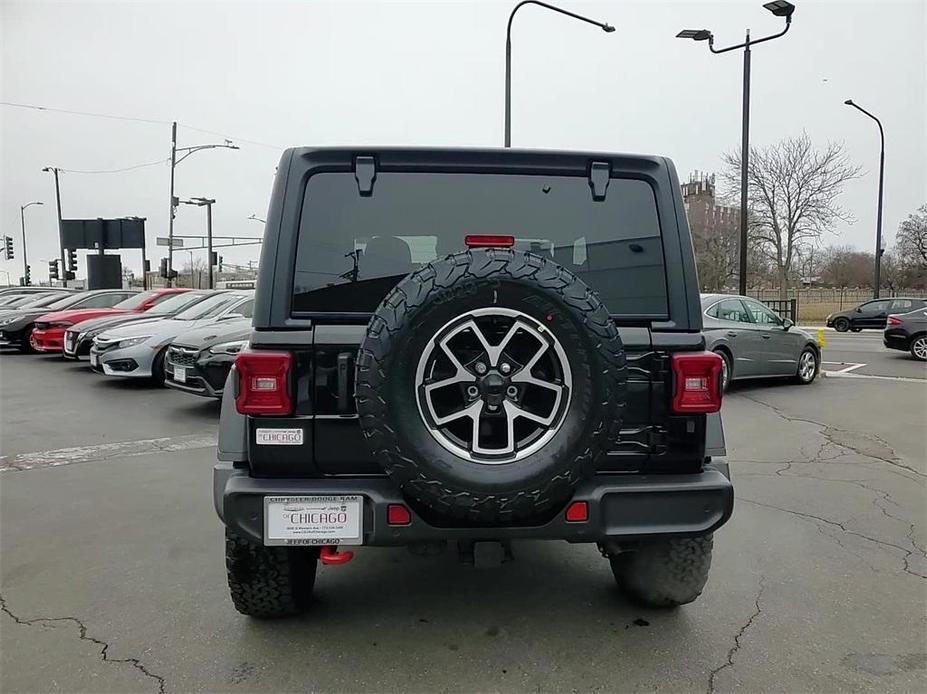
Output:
213 147 732 618
164 318 251 397
826 297 926 332
884 308 927 361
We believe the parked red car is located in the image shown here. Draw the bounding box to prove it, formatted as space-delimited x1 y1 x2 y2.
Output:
31 288 191 353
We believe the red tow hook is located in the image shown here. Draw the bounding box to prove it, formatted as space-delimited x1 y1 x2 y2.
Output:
319 545 354 566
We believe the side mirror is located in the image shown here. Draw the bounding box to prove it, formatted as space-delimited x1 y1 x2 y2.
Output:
782 318 794 330
855 307 863 313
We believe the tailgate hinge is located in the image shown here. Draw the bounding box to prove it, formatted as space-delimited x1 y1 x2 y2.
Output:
354 155 377 196
588 161 610 201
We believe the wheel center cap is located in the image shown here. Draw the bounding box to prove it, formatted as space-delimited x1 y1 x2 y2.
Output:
479 371 507 405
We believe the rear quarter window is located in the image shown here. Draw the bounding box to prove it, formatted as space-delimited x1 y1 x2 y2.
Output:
292 171 669 317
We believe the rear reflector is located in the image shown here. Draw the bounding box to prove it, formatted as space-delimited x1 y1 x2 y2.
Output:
565 501 588 523
235 349 293 416
671 352 723 414
387 504 412 526
887 316 902 326
464 234 515 248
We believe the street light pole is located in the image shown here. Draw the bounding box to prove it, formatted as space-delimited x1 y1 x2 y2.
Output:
19 201 43 286
180 197 216 289
504 1 614 147
166 123 237 286
41 167 67 282
844 99 885 299
677 1 795 295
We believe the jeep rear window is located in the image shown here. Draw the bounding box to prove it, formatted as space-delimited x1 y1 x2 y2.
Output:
292 172 668 317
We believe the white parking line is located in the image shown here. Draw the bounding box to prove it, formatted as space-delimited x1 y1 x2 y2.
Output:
822 371 926 384
0 434 216 472
821 361 867 374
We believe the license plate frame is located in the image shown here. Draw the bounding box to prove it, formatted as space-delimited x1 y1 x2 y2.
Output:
90 352 99 367
173 366 187 383
263 495 363 546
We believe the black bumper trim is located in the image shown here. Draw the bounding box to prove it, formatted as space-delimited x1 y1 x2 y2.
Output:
214 462 734 546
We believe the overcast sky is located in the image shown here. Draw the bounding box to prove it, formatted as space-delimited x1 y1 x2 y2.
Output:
2 0 924 282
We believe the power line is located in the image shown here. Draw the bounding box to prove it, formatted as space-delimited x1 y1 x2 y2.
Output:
1 101 170 125
1 101 285 151
57 158 170 175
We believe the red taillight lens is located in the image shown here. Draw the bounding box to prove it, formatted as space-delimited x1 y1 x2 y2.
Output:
464 234 515 248
671 352 723 414
387 504 412 526
235 350 293 415
887 316 902 326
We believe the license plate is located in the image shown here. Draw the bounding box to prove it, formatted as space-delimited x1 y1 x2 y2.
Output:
173 366 186 383
90 353 99 367
264 495 363 546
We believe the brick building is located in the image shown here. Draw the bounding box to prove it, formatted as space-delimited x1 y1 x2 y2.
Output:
681 172 740 291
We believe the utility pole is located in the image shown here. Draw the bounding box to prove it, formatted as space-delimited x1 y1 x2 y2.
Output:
167 125 237 286
167 121 178 287
41 167 67 283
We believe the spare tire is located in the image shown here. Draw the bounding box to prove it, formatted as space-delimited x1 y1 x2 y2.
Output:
356 249 626 523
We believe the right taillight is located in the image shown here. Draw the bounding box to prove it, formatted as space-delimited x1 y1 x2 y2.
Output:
671 352 723 414
235 349 293 415
887 316 902 326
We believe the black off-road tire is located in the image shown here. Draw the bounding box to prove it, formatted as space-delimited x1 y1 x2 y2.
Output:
225 529 319 618
833 318 850 332
610 535 714 607
356 249 627 523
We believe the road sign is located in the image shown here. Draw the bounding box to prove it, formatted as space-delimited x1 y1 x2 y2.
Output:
156 237 184 247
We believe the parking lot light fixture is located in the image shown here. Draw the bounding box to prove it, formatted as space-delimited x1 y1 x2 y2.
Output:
675 2 795 295
504 1 615 147
19 201 43 286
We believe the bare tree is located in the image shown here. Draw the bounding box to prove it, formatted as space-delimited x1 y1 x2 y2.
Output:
896 204 927 264
819 245 873 288
722 133 861 298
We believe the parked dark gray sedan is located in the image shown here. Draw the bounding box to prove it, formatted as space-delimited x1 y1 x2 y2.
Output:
701 294 821 389
884 308 927 361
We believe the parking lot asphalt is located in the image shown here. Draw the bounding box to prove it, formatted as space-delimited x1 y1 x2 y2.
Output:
1 340 925 693
818 329 926 381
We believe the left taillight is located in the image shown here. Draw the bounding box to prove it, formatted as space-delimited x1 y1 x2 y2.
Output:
887 316 903 326
671 352 723 414
235 349 293 416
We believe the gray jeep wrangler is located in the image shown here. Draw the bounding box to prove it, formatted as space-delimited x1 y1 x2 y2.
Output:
214 147 733 618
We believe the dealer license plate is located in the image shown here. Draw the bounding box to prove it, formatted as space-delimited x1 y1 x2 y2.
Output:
173 366 186 383
90 352 99 367
264 495 363 546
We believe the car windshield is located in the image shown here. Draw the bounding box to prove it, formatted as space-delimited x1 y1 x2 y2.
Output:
43 293 89 311
292 171 668 316
16 293 68 308
147 292 209 315
173 294 240 320
111 291 154 310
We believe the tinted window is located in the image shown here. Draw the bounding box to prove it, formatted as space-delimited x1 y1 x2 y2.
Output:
175 294 241 320
710 299 752 323
74 293 132 309
890 299 915 311
112 291 156 310
744 299 781 325
862 300 890 313
293 172 668 316
148 292 208 315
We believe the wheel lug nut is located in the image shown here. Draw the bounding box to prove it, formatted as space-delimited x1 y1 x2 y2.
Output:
506 385 518 398
466 385 479 398
499 362 511 374
474 362 487 375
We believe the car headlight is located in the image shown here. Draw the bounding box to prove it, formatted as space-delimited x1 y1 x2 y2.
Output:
0 317 16 327
116 335 152 349
208 340 247 355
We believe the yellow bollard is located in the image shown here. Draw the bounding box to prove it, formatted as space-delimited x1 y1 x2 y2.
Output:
817 328 826 349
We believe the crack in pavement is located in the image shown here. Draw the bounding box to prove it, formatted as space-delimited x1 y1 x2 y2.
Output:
740 498 926 579
707 577 765 694
0 593 166 693
737 393 925 480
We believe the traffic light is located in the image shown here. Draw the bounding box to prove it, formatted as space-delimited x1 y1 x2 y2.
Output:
64 271 75 281
66 248 78 273
49 260 59 281
217 255 223 272
24 264 31 286
159 257 168 278
2 236 12 261
144 259 151 273
210 251 218 266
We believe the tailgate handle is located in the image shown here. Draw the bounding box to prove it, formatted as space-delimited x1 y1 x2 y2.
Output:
337 353 351 413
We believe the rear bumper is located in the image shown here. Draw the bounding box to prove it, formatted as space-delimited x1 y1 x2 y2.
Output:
883 332 910 351
214 462 734 546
